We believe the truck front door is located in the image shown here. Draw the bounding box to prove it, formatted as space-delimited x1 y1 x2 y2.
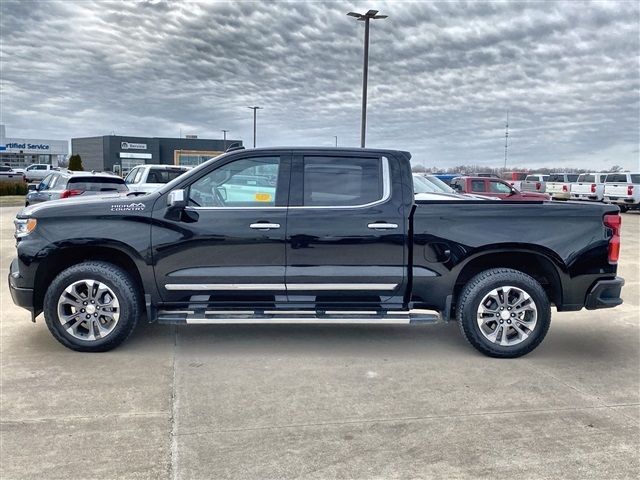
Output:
285 152 407 308
152 153 291 306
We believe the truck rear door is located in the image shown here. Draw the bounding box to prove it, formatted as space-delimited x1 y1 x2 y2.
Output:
285 152 407 307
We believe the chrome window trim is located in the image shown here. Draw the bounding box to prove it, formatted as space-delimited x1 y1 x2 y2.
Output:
185 156 391 211
164 282 398 291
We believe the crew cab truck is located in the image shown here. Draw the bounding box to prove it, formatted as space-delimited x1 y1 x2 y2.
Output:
603 172 640 213
571 173 607 202
9 148 625 358
24 164 57 183
545 173 579 200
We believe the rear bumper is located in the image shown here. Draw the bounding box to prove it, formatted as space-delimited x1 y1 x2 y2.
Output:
585 277 624 310
571 193 601 201
551 192 571 200
605 197 639 205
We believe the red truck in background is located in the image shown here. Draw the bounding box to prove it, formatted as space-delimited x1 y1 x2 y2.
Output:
452 176 551 201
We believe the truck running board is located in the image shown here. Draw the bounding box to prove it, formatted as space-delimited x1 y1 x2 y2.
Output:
156 309 440 325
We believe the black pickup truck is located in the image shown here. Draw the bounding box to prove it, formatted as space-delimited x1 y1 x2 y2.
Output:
8 147 624 357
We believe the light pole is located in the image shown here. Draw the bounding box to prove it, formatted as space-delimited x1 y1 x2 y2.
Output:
247 106 262 148
348 9 387 148
334 135 338 147
221 129 229 151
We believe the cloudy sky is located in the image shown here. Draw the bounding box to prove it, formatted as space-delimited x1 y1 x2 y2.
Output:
1 0 638 170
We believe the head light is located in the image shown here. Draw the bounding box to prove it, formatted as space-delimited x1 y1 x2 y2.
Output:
14 218 37 238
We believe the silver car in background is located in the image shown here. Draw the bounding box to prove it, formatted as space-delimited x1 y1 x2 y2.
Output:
25 171 128 206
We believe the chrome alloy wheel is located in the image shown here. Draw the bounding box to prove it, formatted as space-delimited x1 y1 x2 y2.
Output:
476 285 538 346
57 279 120 341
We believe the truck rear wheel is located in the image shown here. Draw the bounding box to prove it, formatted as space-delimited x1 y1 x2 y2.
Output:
457 268 551 358
43 261 141 352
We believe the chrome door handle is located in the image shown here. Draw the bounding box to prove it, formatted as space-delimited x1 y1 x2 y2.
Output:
368 223 398 230
250 223 280 230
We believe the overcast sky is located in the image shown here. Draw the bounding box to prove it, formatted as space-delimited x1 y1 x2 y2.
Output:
1 0 638 170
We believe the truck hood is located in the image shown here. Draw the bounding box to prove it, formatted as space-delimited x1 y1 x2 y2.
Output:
20 191 157 219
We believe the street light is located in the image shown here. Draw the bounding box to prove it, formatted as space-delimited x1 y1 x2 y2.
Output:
347 9 387 148
247 106 262 148
221 129 229 150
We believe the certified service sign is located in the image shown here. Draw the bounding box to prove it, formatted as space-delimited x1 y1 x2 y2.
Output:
121 142 147 150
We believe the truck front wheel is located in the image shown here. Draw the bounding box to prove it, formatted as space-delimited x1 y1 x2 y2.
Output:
457 268 551 358
43 261 141 352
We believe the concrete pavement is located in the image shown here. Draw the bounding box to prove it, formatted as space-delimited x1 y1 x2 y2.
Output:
1 205 638 479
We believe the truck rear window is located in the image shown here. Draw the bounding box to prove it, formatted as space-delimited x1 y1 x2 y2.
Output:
605 174 628 183
631 175 640 184
547 174 565 182
578 174 594 182
68 177 128 192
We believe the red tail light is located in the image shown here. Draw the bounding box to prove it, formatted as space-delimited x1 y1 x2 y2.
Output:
535 182 541 190
591 183 597 193
604 214 621 264
562 185 568 192
628 185 634 196
60 189 84 199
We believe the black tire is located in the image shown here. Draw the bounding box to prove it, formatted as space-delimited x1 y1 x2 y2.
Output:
25 202 29 207
43 261 141 352
457 268 551 358
618 205 629 213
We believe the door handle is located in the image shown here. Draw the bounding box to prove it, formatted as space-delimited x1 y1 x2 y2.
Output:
250 223 280 230
367 222 398 230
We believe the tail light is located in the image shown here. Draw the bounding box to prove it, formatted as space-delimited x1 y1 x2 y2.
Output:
604 214 621 264
536 182 541 190
60 189 84 199
628 185 634 196
562 185 568 192
591 184 597 193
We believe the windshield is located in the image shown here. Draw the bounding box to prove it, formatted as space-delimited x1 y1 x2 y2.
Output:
413 175 439 193
423 175 456 193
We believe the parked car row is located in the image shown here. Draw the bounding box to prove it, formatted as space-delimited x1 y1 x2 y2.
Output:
0 165 26 183
22 164 194 206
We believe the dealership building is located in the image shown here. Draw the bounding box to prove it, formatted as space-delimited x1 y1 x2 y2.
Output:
71 135 242 175
0 125 69 168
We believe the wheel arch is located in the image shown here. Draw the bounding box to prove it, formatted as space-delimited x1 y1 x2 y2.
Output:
34 244 147 315
453 248 564 307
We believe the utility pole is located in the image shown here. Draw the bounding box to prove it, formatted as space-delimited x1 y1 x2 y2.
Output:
334 136 338 147
504 110 509 169
348 9 387 148
247 106 262 148
222 129 229 150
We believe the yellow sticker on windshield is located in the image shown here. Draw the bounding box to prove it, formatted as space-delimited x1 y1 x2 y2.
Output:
255 192 272 202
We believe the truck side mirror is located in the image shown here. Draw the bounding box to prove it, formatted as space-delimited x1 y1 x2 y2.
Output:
167 189 187 209
28 184 37 192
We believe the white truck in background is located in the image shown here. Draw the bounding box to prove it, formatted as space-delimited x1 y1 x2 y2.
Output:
24 164 57 183
124 164 191 194
604 172 640 213
545 173 579 200
571 173 607 202
520 174 549 193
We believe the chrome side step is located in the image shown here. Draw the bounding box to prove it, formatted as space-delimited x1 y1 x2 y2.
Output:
156 309 440 325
